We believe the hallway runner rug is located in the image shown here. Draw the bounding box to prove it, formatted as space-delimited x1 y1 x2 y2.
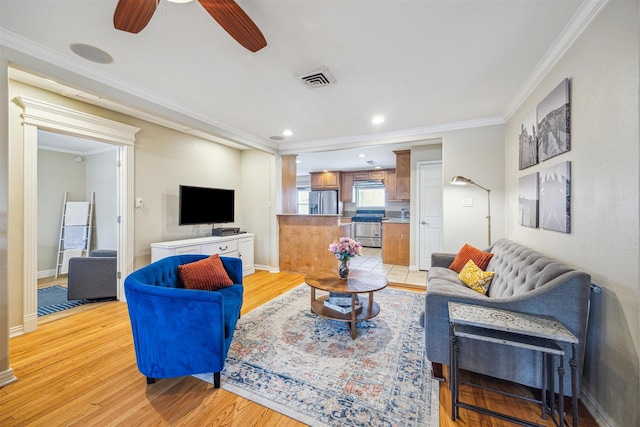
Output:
195 283 439 427
37 285 87 317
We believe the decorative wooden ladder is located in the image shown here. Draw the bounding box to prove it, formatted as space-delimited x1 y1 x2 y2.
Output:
55 192 95 278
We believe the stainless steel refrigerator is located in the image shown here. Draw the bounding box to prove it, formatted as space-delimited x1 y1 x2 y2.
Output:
308 190 339 214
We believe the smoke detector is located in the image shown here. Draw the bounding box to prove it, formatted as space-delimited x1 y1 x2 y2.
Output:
294 66 336 89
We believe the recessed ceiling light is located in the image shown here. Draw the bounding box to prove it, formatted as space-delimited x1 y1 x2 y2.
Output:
358 153 366 158
371 115 385 124
269 135 285 141
69 43 113 64
282 129 293 137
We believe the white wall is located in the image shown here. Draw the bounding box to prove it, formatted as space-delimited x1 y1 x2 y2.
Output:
505 1 639 425
85 149 118 251
240 149 277 270
132 124 244 268
441 125 506 251
37 149 86 273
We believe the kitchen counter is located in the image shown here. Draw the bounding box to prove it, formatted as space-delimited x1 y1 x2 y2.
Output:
382 218 410 223
277 214 351 274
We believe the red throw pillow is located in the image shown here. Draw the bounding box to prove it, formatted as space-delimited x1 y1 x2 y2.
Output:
178 254 233 290
449 243 493 273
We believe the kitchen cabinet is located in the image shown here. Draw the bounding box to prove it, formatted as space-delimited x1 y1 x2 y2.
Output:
385 170 397 201
382 222 410 266
393 150 410 201
368 170 386 180
310 171 340 189
353 170 385 181
340 172 354 203
151 234 255 276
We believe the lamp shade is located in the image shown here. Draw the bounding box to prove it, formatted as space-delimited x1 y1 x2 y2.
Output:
451 176 472 185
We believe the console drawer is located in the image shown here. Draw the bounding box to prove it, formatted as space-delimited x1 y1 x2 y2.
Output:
200 240 238 256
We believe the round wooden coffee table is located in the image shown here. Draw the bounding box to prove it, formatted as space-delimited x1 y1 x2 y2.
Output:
305 270 388 339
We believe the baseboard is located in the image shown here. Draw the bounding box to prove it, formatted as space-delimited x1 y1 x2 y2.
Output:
23 313 37 334
0 368 17 388
37 269 56 279
255 264 279 273
9 325 24 338
580 386 618 427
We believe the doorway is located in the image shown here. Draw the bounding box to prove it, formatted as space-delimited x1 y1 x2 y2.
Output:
36 131 119 320
17 96 139 333
417 161 443 270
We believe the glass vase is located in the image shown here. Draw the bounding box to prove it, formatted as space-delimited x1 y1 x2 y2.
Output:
339 258 350 279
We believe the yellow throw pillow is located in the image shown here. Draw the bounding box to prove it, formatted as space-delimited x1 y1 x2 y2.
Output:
458 259 494 295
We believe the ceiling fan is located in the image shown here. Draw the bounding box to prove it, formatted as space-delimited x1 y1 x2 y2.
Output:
113 0 267 52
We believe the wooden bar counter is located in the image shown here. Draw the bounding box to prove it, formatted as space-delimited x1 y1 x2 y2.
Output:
278 214 351 274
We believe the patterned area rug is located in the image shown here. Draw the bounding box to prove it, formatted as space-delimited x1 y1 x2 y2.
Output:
37 285 87 317
195 284 438 427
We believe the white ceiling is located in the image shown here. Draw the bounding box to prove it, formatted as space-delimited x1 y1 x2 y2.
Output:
1 0 600 175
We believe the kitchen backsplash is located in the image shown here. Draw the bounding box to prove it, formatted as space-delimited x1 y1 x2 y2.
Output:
343 201 410 218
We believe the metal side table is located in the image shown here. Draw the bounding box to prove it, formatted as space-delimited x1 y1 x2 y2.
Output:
448 302 579 427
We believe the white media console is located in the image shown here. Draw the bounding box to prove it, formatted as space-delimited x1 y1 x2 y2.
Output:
150 233 255 276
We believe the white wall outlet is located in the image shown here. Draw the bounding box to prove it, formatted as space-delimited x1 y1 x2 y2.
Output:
462 198 473 207
135 197 144 208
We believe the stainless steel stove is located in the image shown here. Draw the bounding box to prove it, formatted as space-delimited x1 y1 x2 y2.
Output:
352 209 384 248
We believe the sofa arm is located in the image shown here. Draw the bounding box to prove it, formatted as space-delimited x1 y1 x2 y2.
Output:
68 256 117 300
431 252 456 268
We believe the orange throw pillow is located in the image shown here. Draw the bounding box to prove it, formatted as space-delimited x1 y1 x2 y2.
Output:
178 254 233 290
449 243 493 273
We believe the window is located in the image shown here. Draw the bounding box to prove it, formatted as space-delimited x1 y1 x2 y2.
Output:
355 186 385 208
298 190 310 214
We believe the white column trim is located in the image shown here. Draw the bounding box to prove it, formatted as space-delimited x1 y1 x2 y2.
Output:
15 96 140 332
0 368 17 388
22 121 38 333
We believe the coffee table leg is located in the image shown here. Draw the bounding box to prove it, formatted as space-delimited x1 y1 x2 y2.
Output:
310 287 316 313
351 294 357 339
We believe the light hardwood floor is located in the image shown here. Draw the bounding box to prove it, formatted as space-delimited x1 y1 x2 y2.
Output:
7 270 597 426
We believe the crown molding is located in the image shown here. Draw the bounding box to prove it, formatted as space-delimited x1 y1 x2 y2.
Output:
1 29 278 153
278 116 505 155
503 0 611 121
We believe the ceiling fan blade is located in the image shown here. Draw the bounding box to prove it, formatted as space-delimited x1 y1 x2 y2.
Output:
114 0 159 34
198 0 267 52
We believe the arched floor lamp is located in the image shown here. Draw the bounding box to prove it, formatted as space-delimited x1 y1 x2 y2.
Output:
451 176 491 246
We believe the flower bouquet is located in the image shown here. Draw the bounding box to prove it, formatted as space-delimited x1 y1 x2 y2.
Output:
328 237 362 279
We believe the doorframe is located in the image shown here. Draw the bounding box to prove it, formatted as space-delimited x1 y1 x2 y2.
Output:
16 96 140 333
416 160 443 270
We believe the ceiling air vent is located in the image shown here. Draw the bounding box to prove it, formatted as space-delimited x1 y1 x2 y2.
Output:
294 67 336 89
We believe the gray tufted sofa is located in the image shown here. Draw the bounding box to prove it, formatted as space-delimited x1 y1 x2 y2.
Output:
424 238 591 397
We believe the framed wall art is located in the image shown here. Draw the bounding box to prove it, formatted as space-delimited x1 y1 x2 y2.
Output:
539 161 571 233
518 172 539 228
537 78 570 162
519 111 538 170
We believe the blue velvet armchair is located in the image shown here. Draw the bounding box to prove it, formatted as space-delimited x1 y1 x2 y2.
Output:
124 254 243 388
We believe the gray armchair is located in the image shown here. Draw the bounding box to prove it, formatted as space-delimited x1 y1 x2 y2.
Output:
68 249 117 300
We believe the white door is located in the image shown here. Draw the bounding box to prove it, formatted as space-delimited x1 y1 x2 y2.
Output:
418 162 443 270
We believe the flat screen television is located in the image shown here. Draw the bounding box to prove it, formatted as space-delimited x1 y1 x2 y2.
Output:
179 185 234 225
